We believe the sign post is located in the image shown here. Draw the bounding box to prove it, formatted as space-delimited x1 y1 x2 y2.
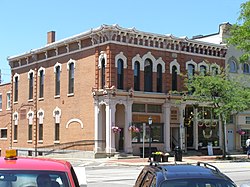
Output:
142 123 146 159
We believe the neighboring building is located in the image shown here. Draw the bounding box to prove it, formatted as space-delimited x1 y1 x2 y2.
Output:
0 82 11 156
7 25 227 157
195 22 250 152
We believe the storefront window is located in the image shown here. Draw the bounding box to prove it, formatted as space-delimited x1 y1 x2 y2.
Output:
132 104 145 112
147 104 162 113
198 120 219 147
131 123 164 143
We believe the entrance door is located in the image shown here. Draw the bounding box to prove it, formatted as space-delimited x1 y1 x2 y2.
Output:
171 127 179 150
227 130 234 151
118 128 124 151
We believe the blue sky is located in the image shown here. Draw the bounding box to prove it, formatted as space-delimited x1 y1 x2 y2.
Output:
0 0 246 83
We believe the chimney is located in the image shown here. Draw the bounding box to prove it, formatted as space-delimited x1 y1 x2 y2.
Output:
47 31 55 44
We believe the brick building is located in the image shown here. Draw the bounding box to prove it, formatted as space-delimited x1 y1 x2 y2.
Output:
6 25 227 157
0 82 11 155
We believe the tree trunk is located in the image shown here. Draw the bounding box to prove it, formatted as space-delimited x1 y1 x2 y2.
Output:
220 113 227 158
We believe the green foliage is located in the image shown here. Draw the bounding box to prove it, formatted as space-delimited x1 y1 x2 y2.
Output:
227 1 250 62
186 71 250 120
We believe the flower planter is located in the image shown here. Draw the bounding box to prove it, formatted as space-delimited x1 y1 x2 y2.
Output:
161 155 168 162
153 154 161 162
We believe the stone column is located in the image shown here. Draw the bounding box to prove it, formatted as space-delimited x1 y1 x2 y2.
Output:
124 100 133 153
163 102 171 152
94 101 101 152
105 101 116 154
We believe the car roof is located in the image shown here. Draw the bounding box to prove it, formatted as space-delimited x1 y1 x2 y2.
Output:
0 156 71 171
145 163 232 181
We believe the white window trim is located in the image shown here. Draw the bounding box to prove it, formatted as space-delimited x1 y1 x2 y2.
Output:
38 67 45 76
210 63 221 74
28 69 35 79
198 60 209 72
170 59 180 74
13 73 20 82
98 51 107 69
6 91 11 110
142 52 156 72
13 111 18 125
155 57 165 73
186 59 198 71
115 52 127 69
132 54 143 70
54 62 62 73
27 109 34 125
67 59 76 70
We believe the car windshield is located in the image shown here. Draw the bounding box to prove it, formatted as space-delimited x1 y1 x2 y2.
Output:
160 178 236 187
0 170 70 187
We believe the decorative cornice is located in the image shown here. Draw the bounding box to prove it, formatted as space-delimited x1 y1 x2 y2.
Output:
8 24 227 68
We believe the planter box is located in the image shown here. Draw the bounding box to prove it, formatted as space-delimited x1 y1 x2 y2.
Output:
162 155 168 162
153 154 161 162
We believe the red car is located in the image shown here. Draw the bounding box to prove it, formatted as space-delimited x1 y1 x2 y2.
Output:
0 150 81 187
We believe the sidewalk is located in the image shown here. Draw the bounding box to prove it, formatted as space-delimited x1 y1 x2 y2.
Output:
105 153 250 166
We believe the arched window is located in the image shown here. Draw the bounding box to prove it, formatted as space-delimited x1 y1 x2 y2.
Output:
229 60 237 73
157 64 162 92
28 71 34 100
243 63 250 74
134 61 140 91
13 74 19 102
212 66 218 76
39 70 44 98
101 59 105 89
172 65 177 91
68 62 74 94
188 64 195 80
117 59 124 89
200 65 207 76
144 59 153 92
55 66 60 96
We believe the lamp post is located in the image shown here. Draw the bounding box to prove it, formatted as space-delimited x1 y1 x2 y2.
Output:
148 116 152 161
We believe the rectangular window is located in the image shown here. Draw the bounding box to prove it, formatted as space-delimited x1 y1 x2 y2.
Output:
28 124 32 141
131 123 164 143
0 94 2 111
29 73 33 100
147 104 162 113
6 92 11 110
14 125 17 141
39 71 44 98
246 117 250 124
229 115 234 124
0 128 7 139
55 67 60 96
38 123 43 141
14 77 18 102
132 103 145 112
55 123 60 141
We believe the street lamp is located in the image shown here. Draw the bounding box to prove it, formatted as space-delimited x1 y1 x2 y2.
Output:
148 116 152 161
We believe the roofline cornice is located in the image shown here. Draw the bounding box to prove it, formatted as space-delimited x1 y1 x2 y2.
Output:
8 24 227 62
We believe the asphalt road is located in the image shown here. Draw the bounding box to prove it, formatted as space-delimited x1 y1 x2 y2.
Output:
81 162 250 187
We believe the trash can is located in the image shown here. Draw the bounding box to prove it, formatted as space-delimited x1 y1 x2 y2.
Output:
174 146 182 161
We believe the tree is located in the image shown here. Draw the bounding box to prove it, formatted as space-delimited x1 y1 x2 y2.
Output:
227 1 250 62
186 70 250 158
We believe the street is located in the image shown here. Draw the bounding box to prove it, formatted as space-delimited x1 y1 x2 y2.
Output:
73 161 250 187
